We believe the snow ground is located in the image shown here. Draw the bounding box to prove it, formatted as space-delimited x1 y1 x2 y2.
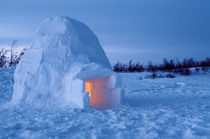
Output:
0 67 210 138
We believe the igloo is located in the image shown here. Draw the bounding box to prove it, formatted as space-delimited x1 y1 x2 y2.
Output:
11 17 121 109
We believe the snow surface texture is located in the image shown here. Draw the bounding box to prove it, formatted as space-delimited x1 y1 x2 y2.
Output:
0 68 210 138
11 17 120 108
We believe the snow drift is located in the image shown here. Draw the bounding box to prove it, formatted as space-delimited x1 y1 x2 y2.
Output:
11 17 121 109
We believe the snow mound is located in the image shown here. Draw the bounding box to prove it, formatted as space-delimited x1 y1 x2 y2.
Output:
10 16 120 108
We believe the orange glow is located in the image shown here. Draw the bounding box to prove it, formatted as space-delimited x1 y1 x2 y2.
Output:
85 81 91 97
85 77 120 109
85 78 109 109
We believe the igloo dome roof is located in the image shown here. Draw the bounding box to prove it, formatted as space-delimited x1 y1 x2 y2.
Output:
32 16 111 69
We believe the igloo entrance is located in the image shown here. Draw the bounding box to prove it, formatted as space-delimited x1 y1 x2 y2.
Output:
84 76 121 109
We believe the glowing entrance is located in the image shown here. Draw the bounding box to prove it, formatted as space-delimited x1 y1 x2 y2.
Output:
85 76 120 109
85 77 108 108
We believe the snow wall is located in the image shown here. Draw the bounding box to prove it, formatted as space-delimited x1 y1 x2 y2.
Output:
11 16 121 109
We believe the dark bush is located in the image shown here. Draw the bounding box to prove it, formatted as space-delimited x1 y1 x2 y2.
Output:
151 72 157 79
201 67 208 72
180 68 191 76
161 59 175 71
165 73 176 78
195 67 200 72
135 62 145 72
113 60 144 72
200 57 210 67
113 61 128 72
138 76 143 80
145 72 158 79
157 74 165 78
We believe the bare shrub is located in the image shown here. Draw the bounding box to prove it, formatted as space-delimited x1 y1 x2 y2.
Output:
0 40 26 68
0 49 8 68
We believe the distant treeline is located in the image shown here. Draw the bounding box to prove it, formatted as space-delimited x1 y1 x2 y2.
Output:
113 57 210 73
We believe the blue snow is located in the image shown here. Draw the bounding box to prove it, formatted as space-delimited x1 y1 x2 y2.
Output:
0 67 210 138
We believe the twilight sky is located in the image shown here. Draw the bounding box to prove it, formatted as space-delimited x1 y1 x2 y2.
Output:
0 0 209 65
